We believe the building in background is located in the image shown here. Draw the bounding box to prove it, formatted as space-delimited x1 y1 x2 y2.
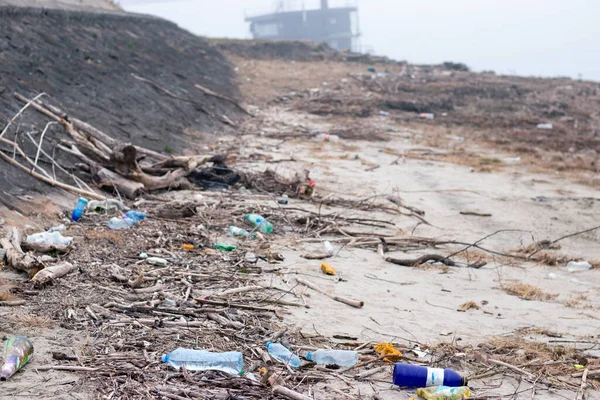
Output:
245 0 360 52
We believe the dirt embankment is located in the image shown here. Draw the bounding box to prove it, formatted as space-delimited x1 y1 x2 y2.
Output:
0 0 119 11
0 7 244 213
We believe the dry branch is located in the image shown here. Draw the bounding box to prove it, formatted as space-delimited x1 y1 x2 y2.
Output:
296 277 364 308
385 254 456 267
32 262 77 285
272 385 312 400
0 228 42 275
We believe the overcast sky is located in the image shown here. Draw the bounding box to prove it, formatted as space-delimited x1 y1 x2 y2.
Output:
119 0 600 81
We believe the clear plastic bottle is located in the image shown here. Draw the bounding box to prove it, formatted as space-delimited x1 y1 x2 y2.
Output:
245 214 273 234
323 240 334 255
71 197 88 222
227 226 256 239
26 231 73 246
305 350 358 367
161 348 243 375
416 386 471 400
316 133 340 142
266 342 301 368
567 261 591 272
108 211 146 230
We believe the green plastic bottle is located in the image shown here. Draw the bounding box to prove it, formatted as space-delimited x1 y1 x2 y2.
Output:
244 214 273 234
0 336 34 381
214 243 236 252
416 386 471 400
227 226 257 239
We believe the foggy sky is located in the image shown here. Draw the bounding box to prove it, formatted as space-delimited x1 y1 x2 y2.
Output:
120 0 600 81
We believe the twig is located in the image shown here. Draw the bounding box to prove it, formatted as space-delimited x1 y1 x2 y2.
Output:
32 121 57 171
575 368 588 400
1 92 46 138
527 225 600 259
385 254 455 267
488 359 535 380
296 277 364 308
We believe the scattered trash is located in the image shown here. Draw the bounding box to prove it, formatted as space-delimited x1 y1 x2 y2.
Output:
502 157 521 164
546 272 558 279
305 349 358 367
378 110 390 116
320 262 336 275
161 348 243 375
71 197 88 222
323 240 334 255
278 194 289 205
108 210 146 229
48 224 67 232
416 385 471 400
393 363 467 387
367 66 376 73
146 257 168 266
566 261 591 272
266 342 301 367
214 243 236 252
139 252 148 259
182 244 194 251
0 336 34 381
26 231 73 246
536 123 553 130
245 214 273 234
316 133 340 142
227 226 257 239
419 113 435 120
87 199 125 214
374 342 403 362
411 346 432 359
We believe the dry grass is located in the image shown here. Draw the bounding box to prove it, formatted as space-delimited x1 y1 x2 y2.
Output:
458 301 480 311
502 282 558 301
7 314 55 329
0 278 15 301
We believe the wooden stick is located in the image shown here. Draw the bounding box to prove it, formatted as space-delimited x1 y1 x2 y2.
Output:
35 365 98 372
488 359 535 380
0 300 26 307
194 83 250 115
215 285 263 297
296 277 364 308
207 312 244 329
354 365 389 379
133 283 164 294
194 298 276 312
576 368 589 400
32 262 77 285
1 92 46 138
272 385 312 400
0 227 41 275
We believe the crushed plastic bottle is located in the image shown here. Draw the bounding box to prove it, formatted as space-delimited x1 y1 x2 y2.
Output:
305 350 358 367
214 243 236 252
0 336 34 381
146 257 168 266
227 226 257 239
567 261 591 272
419 113 435 120
278 194 289 205
416 386 471 400
537 123 553 130
48 224 66 232
27 231 73 246
266 342 301 368
87 199 125 214
245 214 273 234
108 210 146 230
316 133 340 142
161 348 243 375
393 363 467 388
71 197 88 222
323 240 334 255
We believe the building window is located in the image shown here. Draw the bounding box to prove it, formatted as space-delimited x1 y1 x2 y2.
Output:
255 23 279 37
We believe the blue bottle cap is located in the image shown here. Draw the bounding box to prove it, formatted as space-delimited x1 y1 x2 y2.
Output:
161 354 168 363
266 341 272 348
305 351 312 361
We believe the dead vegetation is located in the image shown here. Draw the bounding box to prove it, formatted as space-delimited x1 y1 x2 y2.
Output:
502 282 559 301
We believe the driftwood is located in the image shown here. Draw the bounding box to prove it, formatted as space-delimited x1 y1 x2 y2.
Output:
93 168 145 199
22 242 71 254
272 385 311 400
32 262 77 285
194 83 250 115
0 228 42 276
385 254 456 267
296 277 364 308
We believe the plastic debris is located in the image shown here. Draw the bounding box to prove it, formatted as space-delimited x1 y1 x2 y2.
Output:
245 252 258 263
26 231 73 246
228 226 257 239
416 386 471 400
320 262 336 275
87 199 125 214
305 350 358 367
245 214 273 234
161 348 243 375
108 210 146 229
393 363 467 387
374 342 403 362
182 244 195 251
567 261 591 272
316 133 340 142
419 113 435 120
266 342 301 368
146 257 168 266
278 194 289 205
323 240 334 255
71 197 88 222
0 336 34 381
215 243 236 252
537 123 553 130
48 224 66 232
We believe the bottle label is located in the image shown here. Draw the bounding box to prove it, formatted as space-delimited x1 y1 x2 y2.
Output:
426 368 444 387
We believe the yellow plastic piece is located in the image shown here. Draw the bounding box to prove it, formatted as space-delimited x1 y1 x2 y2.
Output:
182 244 194 251
374 342 402 362
416 386 471 400
321 262 336 275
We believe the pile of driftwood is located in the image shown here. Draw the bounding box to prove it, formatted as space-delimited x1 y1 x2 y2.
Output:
1 93 236 200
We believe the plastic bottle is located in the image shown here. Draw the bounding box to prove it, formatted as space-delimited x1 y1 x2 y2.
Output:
323 240 334 255
245 214 273 234
26 231 73 246
227 226 256 239
71 197 88 222
87 199 125 214
416 386 471 400
393 363 467 388
305 350 358 367
161 348 243 375
214 243 236 252
266 342 301 368
0 336 34 381
108 211 146 230
567 261 591 272
419 113 435 120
